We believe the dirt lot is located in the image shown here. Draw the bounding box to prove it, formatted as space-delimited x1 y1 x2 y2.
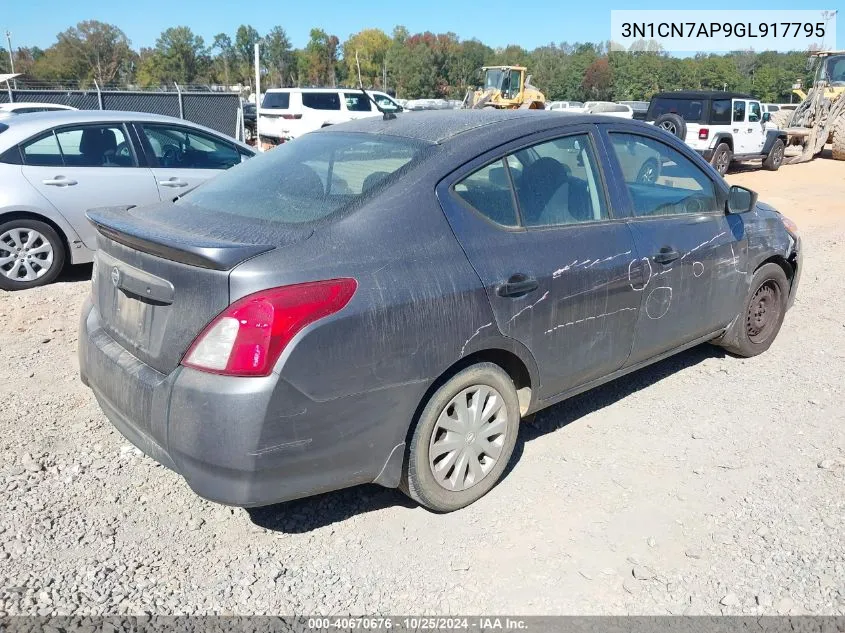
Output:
1 156 844 616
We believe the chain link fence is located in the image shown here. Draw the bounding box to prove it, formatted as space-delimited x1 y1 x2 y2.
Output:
0 85 243 139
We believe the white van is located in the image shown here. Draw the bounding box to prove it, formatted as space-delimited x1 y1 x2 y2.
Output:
258 88 403 142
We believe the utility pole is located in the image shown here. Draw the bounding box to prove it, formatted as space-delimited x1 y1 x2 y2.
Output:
5 30 16 89
254 42 263 152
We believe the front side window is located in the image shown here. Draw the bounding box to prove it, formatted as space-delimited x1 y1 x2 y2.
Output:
609 132 719 217
374 94 401 112
140 124 239 170
733 100 746 122
748 102 761 123
344 93 372 112
301 92 341 111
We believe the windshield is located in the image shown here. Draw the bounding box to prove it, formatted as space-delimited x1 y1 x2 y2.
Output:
825 55 845 85
484 69 504 90
647 97 707 123
177 132 432 225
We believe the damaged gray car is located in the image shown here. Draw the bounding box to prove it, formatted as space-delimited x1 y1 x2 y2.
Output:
79 110 801 512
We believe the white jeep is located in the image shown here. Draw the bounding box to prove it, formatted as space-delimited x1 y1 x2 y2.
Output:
645 91 787 175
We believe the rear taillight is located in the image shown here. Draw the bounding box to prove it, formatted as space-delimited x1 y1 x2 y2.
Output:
699 128 709 140
182 279 357 377
281 114 303 120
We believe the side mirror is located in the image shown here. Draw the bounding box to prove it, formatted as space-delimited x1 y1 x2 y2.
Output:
728 185 758 214
762 112 771 123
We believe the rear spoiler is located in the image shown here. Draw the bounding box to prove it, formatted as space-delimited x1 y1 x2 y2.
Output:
87 207 276 271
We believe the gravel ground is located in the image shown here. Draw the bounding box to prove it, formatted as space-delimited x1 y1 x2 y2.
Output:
1 160 844 616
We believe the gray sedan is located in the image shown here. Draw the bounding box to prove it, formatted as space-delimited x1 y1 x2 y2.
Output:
0 110 254 290
80 110 801 512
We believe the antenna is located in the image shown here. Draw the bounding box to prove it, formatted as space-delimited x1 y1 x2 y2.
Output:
355 49 396 121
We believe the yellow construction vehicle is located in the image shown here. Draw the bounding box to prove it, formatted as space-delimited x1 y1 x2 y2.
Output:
769 50 845 162
462 66 546 110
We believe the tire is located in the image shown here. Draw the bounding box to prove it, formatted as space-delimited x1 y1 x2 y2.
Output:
768 110 794 130
636 158 660 183
710 142 732 176
832 114 845 161
762 138 785 171
717 263 789 358
0 218 66 291
654 113 686 140
401 362 520 512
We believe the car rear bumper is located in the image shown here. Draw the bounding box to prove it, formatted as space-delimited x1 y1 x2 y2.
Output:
787 233 802 309
79 298 416 507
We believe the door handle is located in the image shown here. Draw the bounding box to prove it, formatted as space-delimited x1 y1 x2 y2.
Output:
158 178 188 187
732 128 739 133
653 247 680 265
747 128 753 133
496 274 539 298
42 177 77 187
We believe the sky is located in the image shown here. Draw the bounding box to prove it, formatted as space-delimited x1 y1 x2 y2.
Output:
3 0 843 52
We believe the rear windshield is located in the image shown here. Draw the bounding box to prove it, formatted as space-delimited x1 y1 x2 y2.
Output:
177 132 432 225
262 92 290 109
647 97 707 123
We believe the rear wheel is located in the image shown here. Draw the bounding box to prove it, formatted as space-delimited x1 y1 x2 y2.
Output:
0 218 66 291
716 263 789 357
401 362 520 512
832 114 845 161
762 139 785 171
710 142 732 176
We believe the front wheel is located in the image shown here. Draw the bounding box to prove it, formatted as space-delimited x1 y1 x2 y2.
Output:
710 142 732 176
762 139 785 171
0 218 66 291
401 362 520 512
716 263 789 357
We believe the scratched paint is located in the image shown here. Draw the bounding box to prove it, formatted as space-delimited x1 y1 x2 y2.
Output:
545 307 639 334
507 291 550 324
460 322 493 357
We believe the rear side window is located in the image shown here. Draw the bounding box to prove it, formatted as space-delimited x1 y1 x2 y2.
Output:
55 125 133 167
454 160 519 227
711 99 731 124
177 132 431 225
262 92 290 109
302 92 341 111
648 98 706 123
21 132 64 166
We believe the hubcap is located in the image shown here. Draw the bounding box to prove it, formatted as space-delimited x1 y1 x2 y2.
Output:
716 152 729 173
746 280 781 344
429 385 509 492
660 121 677 135
0 228 54 282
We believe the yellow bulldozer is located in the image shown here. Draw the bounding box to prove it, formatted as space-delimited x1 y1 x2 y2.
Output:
462 66 546 110
769 50 845 163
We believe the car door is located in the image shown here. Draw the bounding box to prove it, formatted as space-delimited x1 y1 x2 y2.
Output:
19 123 159 250
731 99 753 154
745 101 766 151
601 127 747 366
135 122 243 198
437 127 641 401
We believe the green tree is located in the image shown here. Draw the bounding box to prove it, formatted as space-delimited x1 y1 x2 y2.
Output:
137 26 208 86
302 28 339 87
32 21 133 85
342 28 391 88
264 26 294 87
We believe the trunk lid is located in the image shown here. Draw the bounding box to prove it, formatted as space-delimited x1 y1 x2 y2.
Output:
88 203 312 375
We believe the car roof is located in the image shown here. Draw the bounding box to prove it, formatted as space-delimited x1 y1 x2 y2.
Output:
652 90 754 100
0 102 77 111
319 109 640 144
266 88 390 94
0 109 249 149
